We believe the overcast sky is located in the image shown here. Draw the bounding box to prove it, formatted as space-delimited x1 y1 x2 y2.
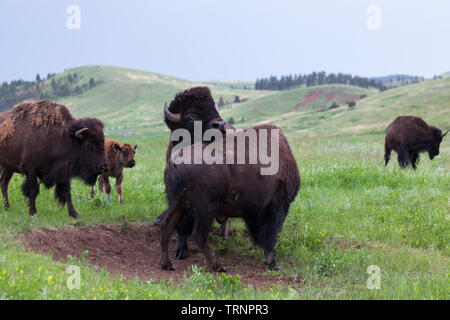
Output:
1 0 449 82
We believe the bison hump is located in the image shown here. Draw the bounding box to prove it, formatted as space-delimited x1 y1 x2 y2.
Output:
0 100 72 142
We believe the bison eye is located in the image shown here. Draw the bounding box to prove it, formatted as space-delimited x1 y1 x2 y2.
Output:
86 142 92 150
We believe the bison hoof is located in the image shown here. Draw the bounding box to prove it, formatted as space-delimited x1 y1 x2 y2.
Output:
69 211 78 219
213 264 227 273
173 248 188 260
268 262 282 271
218 233 227 240
161 264 175 271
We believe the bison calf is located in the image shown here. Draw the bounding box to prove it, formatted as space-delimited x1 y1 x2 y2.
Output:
90 139 137 203
385 116 448 169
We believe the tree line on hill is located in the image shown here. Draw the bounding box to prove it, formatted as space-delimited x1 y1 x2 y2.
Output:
255 71 389 91
0 73 97 111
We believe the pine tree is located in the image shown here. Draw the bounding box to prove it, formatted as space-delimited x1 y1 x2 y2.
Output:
218 96 224 108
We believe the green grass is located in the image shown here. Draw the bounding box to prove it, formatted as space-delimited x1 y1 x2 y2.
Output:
0 66 449 299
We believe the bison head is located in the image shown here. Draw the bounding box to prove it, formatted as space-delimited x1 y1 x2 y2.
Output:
429 127 448 160
164 87 226 145
69 118 107 185
114 143 137 168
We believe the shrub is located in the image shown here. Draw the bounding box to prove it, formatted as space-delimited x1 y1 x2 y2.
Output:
328 102 339 110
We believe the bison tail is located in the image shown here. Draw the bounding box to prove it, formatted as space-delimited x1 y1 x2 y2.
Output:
165 161 185 215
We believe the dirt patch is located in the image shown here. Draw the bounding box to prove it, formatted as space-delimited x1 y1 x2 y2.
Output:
19 224 303 289
126 72 158 82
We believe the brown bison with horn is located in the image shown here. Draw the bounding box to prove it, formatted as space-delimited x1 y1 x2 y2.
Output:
156 87 230 260
158 87 300 272
0 100 107 217
385 115 448 169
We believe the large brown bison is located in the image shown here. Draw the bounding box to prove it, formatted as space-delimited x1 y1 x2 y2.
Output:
155 87 230 260
0 100 107 217
385 116 448 169
159 91 300 272
90 139 137 203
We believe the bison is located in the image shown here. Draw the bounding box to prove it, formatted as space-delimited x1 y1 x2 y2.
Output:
90 139 137 203
158 90 300 272
155 87 230 260
0 100 107 217
385 116 448 169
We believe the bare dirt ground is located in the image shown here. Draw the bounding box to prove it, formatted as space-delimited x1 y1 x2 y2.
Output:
20 224 303 289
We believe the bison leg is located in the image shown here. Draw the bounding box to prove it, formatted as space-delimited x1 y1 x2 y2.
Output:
397 147 410 169
153 210 166 225
22 174 39 216
384 145 391 166
98 176 105 195
410 152 419 170
115 172 123 204
173 234 189 260
1 168 14 209
216 215 228 239
191 203 226 272
245 202 289 271
90 185 95 198
55 182 78 218
160 195 186 271
103 176 111 200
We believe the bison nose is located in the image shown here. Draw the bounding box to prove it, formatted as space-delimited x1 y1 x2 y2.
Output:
99 163 108 173
211 121 226 134
127 160 135 168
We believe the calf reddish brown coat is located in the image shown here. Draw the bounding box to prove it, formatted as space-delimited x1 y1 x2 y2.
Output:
0 100 107 217
385 116 448 169
90 139 137 203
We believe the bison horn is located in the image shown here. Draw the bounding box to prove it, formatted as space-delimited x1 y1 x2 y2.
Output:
75 127 89 139
164 101 181 123
442 130 449 138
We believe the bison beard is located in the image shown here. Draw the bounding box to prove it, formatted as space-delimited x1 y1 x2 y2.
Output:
384 116 448 169
0 100 107 218
159 125 300 272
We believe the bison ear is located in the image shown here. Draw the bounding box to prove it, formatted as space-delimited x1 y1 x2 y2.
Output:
134 145 138 151
74 128 89 140
114 144 122 151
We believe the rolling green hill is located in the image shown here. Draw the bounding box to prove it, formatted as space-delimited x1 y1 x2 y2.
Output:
4 65 449 139
220 84 375 130
52 66 272 137
52 66 380 138
223 78 450 138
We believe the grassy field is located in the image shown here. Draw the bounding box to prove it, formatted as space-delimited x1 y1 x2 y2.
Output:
0 66 448 299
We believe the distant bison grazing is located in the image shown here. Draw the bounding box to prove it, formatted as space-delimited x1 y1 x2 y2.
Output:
385 116 448 169
0 100 107 217
90 139 137 203
158 88 300 272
